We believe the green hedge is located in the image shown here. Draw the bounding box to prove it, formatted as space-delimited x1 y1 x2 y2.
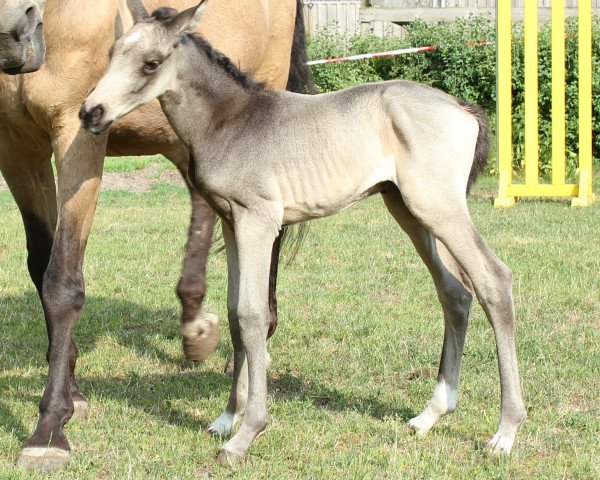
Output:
308 15 600 175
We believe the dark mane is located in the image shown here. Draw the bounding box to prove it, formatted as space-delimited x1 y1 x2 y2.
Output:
150 8 264 92
187 34 265 92
151 7 178 22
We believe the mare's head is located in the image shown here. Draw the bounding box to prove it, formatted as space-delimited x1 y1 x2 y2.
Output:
0 0 45 74
80 0 206 134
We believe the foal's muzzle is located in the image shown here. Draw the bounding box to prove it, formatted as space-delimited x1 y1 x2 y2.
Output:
79 103 112 135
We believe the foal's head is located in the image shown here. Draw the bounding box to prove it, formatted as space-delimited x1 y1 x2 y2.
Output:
80 0 207 134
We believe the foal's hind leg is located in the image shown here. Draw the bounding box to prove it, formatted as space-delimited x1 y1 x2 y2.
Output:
400 188 526 454
382 188 473 435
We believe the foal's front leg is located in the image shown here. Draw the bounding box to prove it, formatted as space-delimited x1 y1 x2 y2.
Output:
214 217 277 464
223 230 283 374
207 222 246 436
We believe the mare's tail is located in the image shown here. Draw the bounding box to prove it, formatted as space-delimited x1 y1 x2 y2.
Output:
457 100 490 195
286 0 315 94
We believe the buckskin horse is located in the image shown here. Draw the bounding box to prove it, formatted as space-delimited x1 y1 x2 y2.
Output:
81 0 527 464
0 0 313 471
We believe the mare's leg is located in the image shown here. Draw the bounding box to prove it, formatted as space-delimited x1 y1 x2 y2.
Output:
18 121 107 472
399 184 526 454
165 149 219 361
0 137 55 295
381 187 473 434
215 217 276 463
0 137 89 426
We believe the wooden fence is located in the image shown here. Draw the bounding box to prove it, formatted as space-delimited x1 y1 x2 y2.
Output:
302 0 600 36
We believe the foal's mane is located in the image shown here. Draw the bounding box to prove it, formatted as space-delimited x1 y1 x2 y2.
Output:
151 7 265 92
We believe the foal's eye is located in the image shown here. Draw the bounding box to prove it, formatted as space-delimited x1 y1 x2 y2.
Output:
143 60 161 74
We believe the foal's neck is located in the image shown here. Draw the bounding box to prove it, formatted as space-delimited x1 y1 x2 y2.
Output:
159 36 261 148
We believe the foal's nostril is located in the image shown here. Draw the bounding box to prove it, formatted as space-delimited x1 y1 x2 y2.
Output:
79 104 105 129
90 105 105 125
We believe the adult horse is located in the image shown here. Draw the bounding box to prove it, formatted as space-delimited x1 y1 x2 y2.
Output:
0 0 313 472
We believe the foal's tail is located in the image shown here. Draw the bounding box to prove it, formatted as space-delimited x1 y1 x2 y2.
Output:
457 100 490 195
286 0 316 94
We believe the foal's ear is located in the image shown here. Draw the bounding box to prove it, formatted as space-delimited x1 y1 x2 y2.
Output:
170 0 208 36
127 0 150 23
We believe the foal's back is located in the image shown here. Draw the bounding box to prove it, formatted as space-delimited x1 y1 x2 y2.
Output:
210 80 479 224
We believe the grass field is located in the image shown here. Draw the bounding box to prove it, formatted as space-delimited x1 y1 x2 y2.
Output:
0 167 599 479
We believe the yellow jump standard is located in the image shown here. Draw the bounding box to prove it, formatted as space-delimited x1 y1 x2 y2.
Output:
495 0 595 208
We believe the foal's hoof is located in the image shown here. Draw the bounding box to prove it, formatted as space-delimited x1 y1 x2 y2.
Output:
181 312 220 361
487 432 515 455
216 448 244 466
406 412 437 436
17 447 70 473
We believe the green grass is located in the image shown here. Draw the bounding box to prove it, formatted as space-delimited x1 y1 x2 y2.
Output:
0 179 599 479
34 155 173 176
102 155 174 173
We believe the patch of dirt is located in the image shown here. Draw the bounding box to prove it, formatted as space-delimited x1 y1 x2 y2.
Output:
101 163 185 193
0 163 185 194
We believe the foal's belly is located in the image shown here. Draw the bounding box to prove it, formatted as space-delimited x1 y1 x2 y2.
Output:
280 153 396 224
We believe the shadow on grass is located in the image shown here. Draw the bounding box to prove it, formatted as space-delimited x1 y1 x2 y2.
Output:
1 291 416 446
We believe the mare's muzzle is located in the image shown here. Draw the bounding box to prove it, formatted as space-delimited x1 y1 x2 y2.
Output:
0 6 45 75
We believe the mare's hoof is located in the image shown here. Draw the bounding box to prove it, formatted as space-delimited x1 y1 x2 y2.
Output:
181 312 220 362
72 398 89 421
216 448 244 466
17 446 70 473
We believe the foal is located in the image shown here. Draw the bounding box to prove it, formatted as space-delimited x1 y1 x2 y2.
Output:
81 0 526 463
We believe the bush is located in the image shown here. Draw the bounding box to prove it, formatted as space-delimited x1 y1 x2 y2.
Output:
308 15 600 175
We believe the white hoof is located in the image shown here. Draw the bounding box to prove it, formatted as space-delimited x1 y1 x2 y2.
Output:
487 432 515 455
407 411 439 436
206 411 236 437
